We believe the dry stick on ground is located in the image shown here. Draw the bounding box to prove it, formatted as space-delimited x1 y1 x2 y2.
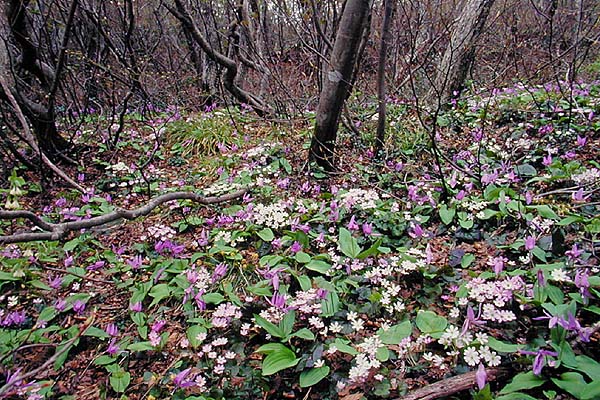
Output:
0 189 247 244
398 368 507 400
0 74 85 193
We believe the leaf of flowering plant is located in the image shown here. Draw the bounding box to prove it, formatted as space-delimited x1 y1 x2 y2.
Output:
499 371 546 395
338 228 361 258
377 321 412 345
550 372 587 399
254 314 286 339
581 380 600 400
109 368 131 393
299 366 330 387
416 311 447 336
256 343 299 375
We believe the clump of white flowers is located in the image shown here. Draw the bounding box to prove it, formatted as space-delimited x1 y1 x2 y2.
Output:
252 201 290 229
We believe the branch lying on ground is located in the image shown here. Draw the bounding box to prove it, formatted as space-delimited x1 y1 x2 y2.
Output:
398 368 508 400
0 189 247 244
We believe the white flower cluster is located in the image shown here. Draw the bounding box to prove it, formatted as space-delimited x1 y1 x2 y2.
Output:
202 181 243 196
213 230 244 247
146 224 176 241
252 201 290 229
464 276 524 323
338 188 380 210
463 345 501 367
107 161 132 173
572 168 600 185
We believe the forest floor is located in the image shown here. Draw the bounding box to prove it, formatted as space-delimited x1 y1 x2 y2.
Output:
1 82 600 400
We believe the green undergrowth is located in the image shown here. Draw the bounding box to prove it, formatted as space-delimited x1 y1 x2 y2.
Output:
0 81 599 399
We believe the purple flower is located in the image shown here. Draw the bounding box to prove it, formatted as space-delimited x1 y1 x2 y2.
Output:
572 188 587 202
362 223 373 236
87 260 106 271
73 300 86 315
565 244 583 260
105 323 119 337
173 368 198 388
409 223 424 238
151 320 166 333
533 310 560 328
347 216 359 231
211 263 228 283
542 153 552 166
127 255 143 270
525 236 536 251
476 363 487 390
107 338 120 355
55 299 67 312
64 256 74 267
456 190 466 201
576 135 587 147
268 292 287 309
289 241 302 253
49 275 63 289
271 238 283 249
537 269 546 287
521 349 557 375
130 302 143 312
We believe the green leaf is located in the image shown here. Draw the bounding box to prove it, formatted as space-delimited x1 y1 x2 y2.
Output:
299 366 330 387
127 341 155 351
516 164 537 177
148 284 172 307
305 260 331 274
378 321 412 345
499 372 546 394
495 393 539 400
321 291 340 317
376 347 390 362
296 274 311 291
529 205 559 220
84 326 110 339
109 369 131 393
551 372 586 399
281 310 296 337
333 338 358 355
478 209 498 220
569 356 600 381
187 325 207 348
557 215 583 226
338 228 361 258
202 292 225 304
461 253 476 268
254 314 285 338
94 355 116 366
295 251 311 264
292 328 315 340
257 343 299 375
416 311 447 335
581 380 600 400
439 204 456 225
63 238 80 252
357 238 383 259
0 271 20 282
487 337 521 353
257 228 274 242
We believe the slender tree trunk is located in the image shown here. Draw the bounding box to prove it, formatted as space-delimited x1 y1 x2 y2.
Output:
310 0 371 171
375 0 395 157
431 0 496 106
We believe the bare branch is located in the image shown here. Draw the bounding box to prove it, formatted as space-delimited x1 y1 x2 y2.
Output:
0 189 247 244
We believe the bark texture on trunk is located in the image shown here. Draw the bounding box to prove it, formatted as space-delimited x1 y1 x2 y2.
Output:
432 0 495 106
310 0 371 171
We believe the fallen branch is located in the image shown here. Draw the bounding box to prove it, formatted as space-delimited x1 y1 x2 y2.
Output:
398 368 508 400
0 189 247 244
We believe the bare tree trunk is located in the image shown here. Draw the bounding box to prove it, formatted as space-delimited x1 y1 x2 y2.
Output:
375 0 395 157
431 0 496 106
309 0 372 171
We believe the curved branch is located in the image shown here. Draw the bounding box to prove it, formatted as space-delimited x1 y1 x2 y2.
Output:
0 189 247 244
398 368 507 400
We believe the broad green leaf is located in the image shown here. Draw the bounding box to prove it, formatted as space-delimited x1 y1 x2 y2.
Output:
299 366 330 387
416 311 447 335
94 355 116 366
529 205 559 220
321 291 340 317
357 239 383 259
281 310 296 337
109 369 131 393
333 338 358 355
296 274 311 291
376 347 389 362
495 393 539 400
338 228 361 258
292 328 315 340
187 325 207 348
378 321 412 345
499 372 546 394
581 380 600 400
257 228 274 242
516 164 537 176
254 314 285 338
487 337 522 353
202 292 225 304
439 204 456 225
295 251 311 264
148 284 172 307
0 271 20 282
551 372 586 399
557 215 583 226
461 253 476 268
84 326 110 339
305 260 331 274
570 356 600 381
258 343 299 375
127 341 155 351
